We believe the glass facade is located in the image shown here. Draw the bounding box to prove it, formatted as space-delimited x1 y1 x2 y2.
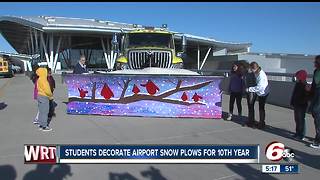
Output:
59 49 114 70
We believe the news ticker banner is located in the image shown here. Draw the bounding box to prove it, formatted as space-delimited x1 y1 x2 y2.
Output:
24 144 259 164
262 164 299 174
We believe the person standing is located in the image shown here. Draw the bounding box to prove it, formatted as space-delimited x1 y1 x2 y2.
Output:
226 63 244 121
246 62 270 129
239 60 257 127
36 67 53 131
290 70 308 141
31 65 40 125
47 67 56 124
309 55 320 149
73 55 89 74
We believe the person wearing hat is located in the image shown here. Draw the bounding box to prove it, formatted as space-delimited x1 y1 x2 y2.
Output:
290 69 309 141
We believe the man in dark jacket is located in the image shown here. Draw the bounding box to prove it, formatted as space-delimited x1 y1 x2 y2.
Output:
47 68 55 93
73 55 89 74
244 70 257 127
309 55 320 149
290 70 308 141
237 60 257 127
246 62 270 129
47 67 56 121
30 64 39 84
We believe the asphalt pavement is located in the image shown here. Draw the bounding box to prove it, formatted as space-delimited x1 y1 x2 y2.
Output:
0 74 319 180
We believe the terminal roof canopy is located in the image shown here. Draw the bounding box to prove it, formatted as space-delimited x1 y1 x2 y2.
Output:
0 15 251 54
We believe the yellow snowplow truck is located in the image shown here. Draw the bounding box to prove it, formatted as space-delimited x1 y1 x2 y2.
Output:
0 55 14 78
116 26 183 70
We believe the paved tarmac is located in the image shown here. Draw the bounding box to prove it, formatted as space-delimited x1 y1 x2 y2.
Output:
0 74 319 180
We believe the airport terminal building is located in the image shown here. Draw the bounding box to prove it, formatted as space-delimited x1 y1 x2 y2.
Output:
0 15 251 72
0 15 316 74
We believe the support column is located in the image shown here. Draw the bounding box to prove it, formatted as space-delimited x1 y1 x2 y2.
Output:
68 36 72 65
30 29 34 55
197 44 200 70
39 35 43 61
200 47 212 70
106 37 110 51
110 50 114 69
101 38 110 69
110 36 118 69
53 36 62 72
49 34 54 69
111 50 117 70
21 60 32 72
67 48 71 68
34 29 39 54
27 41 31 55
27 61 32 71
88 49 92 63
40 33 50 66
22 60 28 72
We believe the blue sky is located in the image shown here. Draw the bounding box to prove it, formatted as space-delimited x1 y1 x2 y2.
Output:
0 2 319 55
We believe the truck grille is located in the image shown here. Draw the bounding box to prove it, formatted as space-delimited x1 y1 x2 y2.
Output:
128 50 172 69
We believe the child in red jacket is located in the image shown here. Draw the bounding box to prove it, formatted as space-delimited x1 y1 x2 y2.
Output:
290 70 308 141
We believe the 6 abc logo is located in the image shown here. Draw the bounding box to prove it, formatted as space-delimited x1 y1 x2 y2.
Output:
265 141 295 162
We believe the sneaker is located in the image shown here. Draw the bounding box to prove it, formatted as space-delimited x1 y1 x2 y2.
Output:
226 114 233 121
294 136 306 141
41 127 52 132
33 121 39 125
300 137 307 141
310 143 320 149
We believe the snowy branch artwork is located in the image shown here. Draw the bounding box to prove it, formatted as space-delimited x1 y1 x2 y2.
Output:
65 74 222 119
69 79 212 106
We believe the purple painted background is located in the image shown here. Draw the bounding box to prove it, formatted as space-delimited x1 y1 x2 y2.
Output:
65 74 222 119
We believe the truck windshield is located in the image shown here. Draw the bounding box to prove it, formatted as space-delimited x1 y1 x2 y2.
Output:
128 33 173 48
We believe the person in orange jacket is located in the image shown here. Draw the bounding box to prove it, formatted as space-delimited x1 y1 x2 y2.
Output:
36 67 53 131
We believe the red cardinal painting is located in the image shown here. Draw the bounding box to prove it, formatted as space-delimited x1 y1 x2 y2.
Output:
78 88 88 99
192 92 203 102
181 92 188 101
132 84 140 94
140 80 160 95
100 83 114 100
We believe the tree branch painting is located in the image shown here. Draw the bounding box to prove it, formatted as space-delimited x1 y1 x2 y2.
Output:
69 80 213 106
65 74 223 119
